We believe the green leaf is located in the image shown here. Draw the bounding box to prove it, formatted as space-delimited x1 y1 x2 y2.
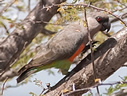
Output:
29 92 37 96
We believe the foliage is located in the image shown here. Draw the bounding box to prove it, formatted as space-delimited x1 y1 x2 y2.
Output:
104 76 127 95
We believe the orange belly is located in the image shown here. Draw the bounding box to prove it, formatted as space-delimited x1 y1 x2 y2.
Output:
68 43 85 62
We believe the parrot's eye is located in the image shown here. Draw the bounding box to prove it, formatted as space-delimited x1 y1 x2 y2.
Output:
96 16 102 22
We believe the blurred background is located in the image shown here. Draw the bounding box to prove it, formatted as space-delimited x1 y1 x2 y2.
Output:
0 0 127 96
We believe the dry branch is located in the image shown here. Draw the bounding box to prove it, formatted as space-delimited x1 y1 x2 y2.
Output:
0 0 66 75
0 0 16 15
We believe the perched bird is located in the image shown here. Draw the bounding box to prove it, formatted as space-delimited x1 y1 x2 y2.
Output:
17 12 111 83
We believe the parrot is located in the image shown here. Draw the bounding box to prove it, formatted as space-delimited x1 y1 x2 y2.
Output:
17 12 111 83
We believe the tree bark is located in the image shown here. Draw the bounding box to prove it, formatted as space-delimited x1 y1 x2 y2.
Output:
0 0 66 74
45 27 127 96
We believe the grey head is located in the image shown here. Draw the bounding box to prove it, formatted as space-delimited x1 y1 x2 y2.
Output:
87 11 111 32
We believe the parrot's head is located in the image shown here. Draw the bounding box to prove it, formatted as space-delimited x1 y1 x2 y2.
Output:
95 13 111 32
87 12 111 32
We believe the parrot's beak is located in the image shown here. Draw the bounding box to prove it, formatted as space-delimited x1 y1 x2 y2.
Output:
101 21 111 32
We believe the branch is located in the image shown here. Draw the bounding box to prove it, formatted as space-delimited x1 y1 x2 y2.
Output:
111 12 127 23
0 0 16 15
84 8 100 95
53 3 127 27
28 0 31 12
0 77 8 96
0 0 66 75
45 27 127 96
0 69 18 81
64 81 127 96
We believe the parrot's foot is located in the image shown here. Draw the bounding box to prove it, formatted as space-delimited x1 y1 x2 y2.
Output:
82 40 99 54
61 89 71 95
61 83 75 95
95 78 102 83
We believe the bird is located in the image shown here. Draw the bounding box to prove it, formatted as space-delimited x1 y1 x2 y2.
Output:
17 12 111 83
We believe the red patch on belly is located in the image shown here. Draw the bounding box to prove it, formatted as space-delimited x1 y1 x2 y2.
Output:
68 43 85 62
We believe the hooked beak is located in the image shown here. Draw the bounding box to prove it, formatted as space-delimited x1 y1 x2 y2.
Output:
101 21 111 32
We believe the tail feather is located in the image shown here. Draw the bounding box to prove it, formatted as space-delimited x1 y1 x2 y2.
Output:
18 59 34 75
18 65 28 75
17 67 37 83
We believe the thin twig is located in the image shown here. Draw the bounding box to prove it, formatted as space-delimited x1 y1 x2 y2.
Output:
84 8 100 96
0 0 16 15
35 3 127 26
52 3 127 27
28 0 31 12
116 0 127 8
111 12 127 23
39 83 50 96
0 77 8 96
112 6 127 13
39 88 46 96
2 22 9 34
64 81 127 96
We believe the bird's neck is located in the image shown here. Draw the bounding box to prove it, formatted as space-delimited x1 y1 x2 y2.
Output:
80 18 101 38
